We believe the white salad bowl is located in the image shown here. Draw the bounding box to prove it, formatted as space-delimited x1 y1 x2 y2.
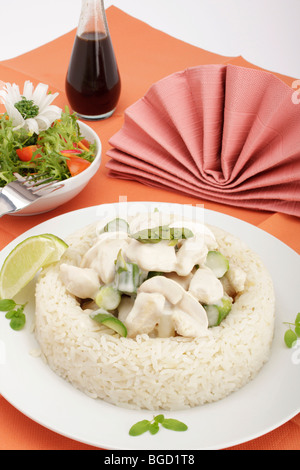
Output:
13 121 102 216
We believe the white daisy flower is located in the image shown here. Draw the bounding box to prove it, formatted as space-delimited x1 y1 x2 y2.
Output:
0 80 62 134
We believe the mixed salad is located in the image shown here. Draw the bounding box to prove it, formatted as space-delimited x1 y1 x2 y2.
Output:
0 80 97 187
0 107 96 187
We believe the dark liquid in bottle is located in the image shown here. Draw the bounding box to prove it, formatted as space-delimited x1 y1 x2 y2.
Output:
66 32 121 119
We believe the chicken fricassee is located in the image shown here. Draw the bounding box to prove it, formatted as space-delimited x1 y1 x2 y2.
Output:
59 213 246 338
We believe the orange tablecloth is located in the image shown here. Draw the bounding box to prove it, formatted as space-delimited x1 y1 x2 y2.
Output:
0 6 299 450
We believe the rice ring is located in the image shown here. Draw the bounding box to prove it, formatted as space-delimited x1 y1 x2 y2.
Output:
35 219 275 410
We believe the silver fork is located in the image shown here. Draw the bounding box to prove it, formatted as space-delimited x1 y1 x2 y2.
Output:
0 174 63 217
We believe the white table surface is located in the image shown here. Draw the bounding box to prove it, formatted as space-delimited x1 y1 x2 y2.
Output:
1 0 300 79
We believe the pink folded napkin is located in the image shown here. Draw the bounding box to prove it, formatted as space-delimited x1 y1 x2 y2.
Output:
106 64 300 216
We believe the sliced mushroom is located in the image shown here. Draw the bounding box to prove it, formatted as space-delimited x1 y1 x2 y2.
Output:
156 303 176 338
138 276 184 338
138 275 184 305
137 275 208 338
117 295 135 324
60 264 100 299
124 292 165 338
172 291 208 337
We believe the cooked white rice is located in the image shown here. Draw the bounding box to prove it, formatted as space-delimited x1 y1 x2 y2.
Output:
34 219 275 410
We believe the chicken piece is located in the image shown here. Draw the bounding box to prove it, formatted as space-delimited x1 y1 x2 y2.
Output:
189 267 224 304
60 264 100 299
226 265 247 293
172 291 208 337
175 233 209 276
170 220 217 247
124 292 165 337
125 239 177 273
80 231 130 284
165 271 194 290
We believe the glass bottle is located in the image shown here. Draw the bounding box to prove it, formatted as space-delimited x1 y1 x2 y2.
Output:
65 0 121 120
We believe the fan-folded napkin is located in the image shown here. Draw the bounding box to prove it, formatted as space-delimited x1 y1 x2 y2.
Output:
107 64 300 216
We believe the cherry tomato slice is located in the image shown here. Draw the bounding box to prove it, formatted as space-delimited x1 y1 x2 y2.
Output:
16 145 42 162
66 156 91 177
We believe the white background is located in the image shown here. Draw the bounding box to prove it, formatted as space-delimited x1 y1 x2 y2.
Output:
1 0 300 78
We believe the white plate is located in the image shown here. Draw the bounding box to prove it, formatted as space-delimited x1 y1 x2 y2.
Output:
0 202 299 450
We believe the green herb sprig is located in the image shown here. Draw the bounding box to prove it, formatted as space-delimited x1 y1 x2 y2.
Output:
0 299 26 331
129 415 188 436
283 312 300 348
14 96 39 120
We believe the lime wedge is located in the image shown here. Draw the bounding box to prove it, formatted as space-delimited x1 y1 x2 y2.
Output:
39 234 69 266
0 234 68 299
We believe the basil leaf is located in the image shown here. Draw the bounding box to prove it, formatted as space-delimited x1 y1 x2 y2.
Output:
161 419 188 432
295 325 300 337
0 299 16 311
284 329 298 348
149 422 160 435
129 420 151 436
154 414 165 423
9 314 26 331
5 310 17 319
